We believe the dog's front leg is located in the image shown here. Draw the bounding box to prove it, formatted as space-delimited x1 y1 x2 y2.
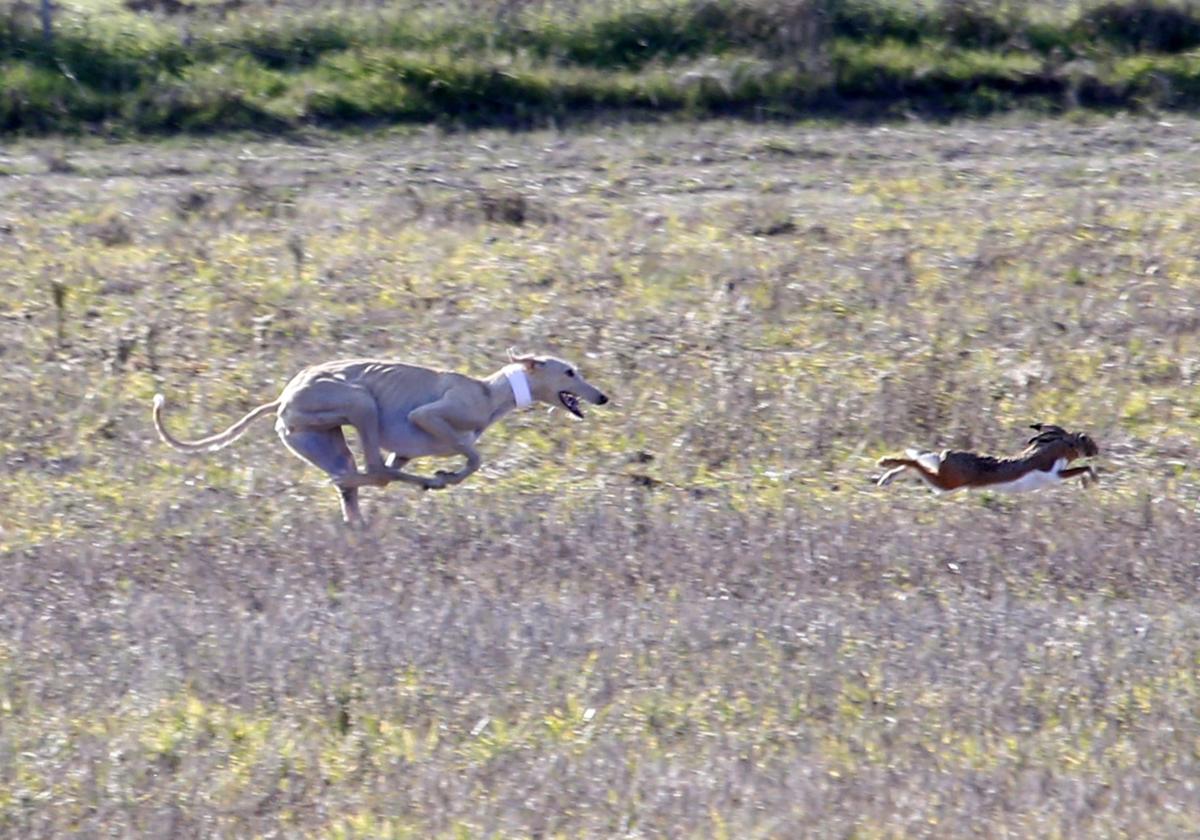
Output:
374 452 442 490
433 441 481 486
334 467 444 491
409 402 482 487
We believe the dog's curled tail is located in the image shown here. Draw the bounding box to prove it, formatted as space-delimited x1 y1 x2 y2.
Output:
153 392 280 453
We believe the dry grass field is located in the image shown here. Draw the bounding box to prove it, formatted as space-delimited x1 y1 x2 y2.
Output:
2 113 1200 837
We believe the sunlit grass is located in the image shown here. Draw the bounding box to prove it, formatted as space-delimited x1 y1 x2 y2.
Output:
1 115 1200 834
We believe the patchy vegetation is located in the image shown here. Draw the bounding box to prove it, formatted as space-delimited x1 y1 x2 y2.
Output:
2 115 1200 834
9 0 1200 133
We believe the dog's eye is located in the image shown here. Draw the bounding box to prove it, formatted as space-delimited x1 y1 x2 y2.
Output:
566 369 575 378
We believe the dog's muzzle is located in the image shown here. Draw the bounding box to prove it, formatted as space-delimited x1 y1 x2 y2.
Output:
559 389 608 419
559 391 584 418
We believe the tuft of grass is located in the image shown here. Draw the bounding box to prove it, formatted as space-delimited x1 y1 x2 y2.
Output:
1079 0 1200 53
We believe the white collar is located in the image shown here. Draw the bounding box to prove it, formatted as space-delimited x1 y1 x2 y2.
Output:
502 364 533 409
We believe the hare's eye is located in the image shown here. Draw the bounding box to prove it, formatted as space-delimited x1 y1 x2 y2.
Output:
566 369 576 378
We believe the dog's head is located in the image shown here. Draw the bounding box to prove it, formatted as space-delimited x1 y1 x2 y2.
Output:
508 350 609 419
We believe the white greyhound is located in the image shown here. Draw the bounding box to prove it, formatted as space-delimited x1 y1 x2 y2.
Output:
153 350 609 523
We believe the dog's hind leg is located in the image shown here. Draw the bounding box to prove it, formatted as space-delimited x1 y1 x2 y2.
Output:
282 383 398 485
329 390 444 490
278 427 363 524
280 386 432 492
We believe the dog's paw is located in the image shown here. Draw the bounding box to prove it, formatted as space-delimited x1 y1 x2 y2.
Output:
422 475 448 491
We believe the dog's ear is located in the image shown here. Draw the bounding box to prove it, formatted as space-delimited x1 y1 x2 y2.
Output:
507 347 539 369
